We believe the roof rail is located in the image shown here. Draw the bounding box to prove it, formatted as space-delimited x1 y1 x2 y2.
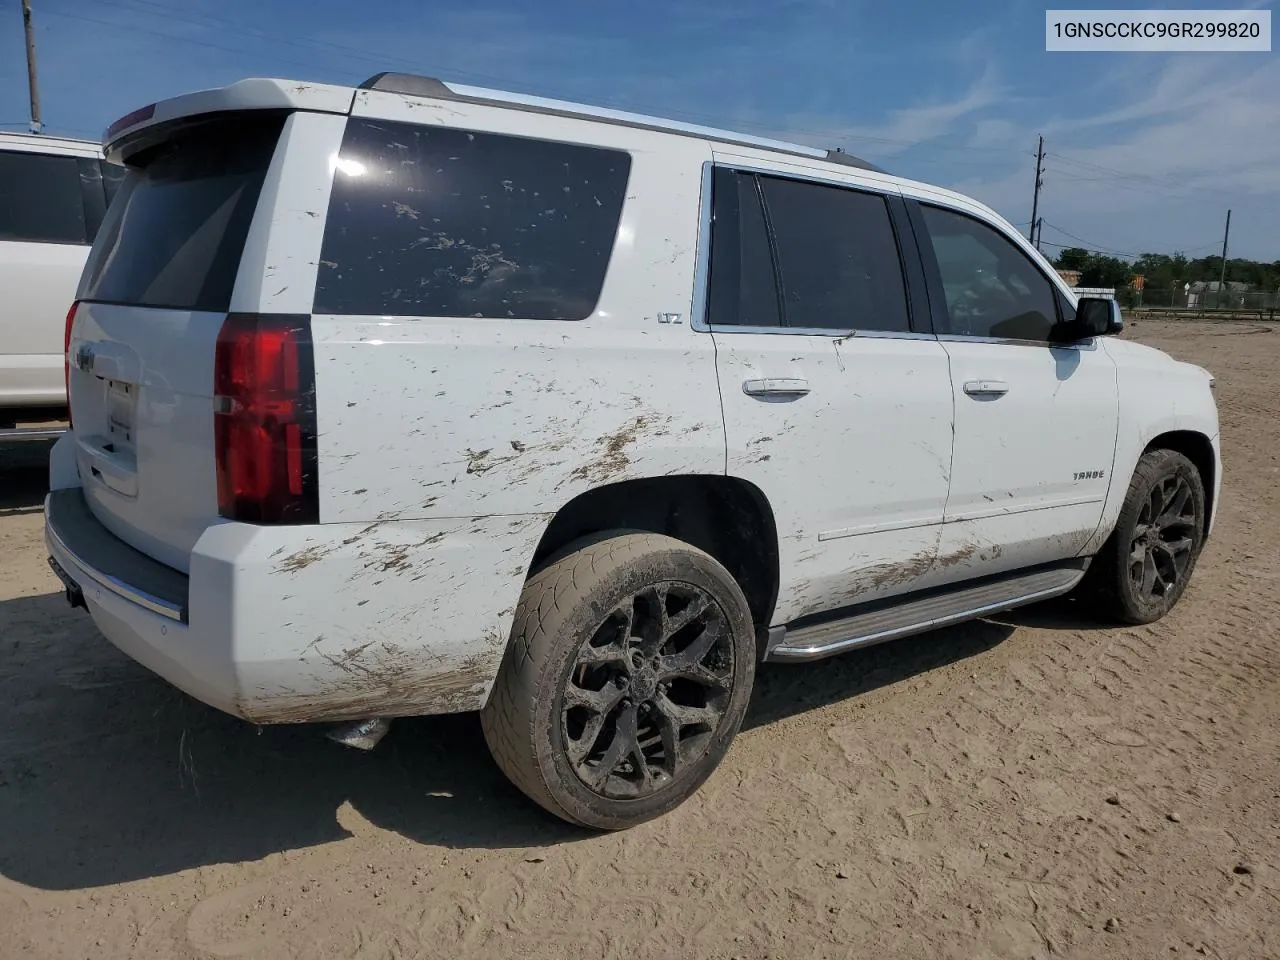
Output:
359 72 887 175
824 148 882 172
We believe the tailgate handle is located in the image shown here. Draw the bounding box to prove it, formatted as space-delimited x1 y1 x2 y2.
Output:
743 377 811 397
77 434 139 498
69 338 141 383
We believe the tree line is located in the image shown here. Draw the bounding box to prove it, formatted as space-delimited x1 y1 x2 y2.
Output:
1051 248 1280 292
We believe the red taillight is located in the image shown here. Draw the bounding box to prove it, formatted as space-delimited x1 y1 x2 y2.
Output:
64 301 79 427
214 313 319 524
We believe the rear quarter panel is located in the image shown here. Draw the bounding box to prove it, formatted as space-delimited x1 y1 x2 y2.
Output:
217 96 726 716
309 92 725 523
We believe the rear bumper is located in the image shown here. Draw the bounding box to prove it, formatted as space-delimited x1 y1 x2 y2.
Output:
46 489 238 717
46 488 188 620
44 484 551 724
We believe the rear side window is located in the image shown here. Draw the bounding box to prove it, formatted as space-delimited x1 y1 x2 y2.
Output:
759 175 910 333
79 114 284 312
0 149 88 244
314 119 632 320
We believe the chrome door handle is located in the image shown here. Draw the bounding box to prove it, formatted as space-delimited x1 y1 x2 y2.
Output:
742 377 811 397
963 379 1009 397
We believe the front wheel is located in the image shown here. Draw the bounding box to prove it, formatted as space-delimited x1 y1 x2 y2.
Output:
1083 448 1207 624
481 532 756 830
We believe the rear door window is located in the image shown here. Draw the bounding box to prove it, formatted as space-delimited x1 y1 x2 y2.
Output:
759 175 911 333
78 114 284 312
0 149 88 244
314 118 632 320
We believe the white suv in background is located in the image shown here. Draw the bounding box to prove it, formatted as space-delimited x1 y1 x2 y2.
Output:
0 132 123 437
45 75 1221 830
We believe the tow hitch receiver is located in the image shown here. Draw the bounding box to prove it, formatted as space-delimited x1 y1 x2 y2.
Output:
48 556 86 611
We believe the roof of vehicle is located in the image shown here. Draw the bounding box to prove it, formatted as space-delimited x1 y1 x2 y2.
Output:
358 72 888 175
102 73 886 174
0 130 102 154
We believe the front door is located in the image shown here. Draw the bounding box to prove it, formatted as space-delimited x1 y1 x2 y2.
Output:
704 163 955 624
908 200 1119 581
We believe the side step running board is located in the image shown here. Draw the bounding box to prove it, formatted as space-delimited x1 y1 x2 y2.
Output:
767 561 1088 663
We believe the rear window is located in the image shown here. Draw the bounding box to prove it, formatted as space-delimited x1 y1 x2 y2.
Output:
78 114 284 312
0 149 88 244
314 118 632 320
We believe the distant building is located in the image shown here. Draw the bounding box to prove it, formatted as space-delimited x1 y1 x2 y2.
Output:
1056 269 1082 286
1187 279 1252 309
1188 280 1250 294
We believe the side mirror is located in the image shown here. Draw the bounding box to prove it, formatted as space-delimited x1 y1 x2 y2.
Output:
1072 297 1124 339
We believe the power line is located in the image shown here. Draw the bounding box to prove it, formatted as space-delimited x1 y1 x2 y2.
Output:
1044 164 1238 208
1039 222 1223 260
37 8 373 82
42 0 1043 163
31 0 1271 231
1038 239 1159 260
1044 151 1241 203
1047 151 1191 190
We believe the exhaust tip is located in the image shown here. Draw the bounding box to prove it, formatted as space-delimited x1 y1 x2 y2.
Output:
326 717 392 751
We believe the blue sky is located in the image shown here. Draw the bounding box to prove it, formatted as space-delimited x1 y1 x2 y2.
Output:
2 0 1277 261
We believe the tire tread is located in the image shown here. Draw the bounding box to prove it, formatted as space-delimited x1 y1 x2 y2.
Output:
481 532 752 828
1083 448 1205 625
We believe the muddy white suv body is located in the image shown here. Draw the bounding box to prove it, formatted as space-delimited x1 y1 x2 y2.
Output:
46 74 1220 828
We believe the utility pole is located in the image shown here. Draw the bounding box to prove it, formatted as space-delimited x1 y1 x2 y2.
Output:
22 0 42 133
1034 216 1044 252
1217 209 1231 307
1029 135 1045 244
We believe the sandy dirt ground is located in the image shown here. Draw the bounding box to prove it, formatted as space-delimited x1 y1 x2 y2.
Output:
0 319 1276 960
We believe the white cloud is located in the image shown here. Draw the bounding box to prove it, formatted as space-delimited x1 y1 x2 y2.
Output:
942 56 1280 258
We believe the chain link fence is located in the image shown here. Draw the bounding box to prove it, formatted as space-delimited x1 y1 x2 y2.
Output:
1114 285 1280 318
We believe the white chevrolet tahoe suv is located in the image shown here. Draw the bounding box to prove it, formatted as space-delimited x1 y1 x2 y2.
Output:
45 74 1221 830
0 132 123 438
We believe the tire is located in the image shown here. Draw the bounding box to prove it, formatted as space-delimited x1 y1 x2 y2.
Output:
1082 448 1207 625
480 531 756 830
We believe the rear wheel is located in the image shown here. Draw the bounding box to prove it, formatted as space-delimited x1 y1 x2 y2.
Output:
481 532 756 829
1083 448 1206 624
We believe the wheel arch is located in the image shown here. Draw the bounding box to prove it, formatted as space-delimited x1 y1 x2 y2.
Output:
1143 430 1216 536
527 474 781 638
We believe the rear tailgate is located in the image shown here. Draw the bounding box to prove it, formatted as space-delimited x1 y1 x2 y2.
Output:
68 114 285 572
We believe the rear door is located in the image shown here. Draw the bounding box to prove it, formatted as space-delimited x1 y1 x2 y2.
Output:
68 113 291 570
707 161 956 623
908 200 1119 580
0 146 96 405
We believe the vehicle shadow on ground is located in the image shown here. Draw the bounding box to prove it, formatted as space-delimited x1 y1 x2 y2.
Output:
988 593 1110 632
0 442 53 515
744 618 1015 731
0 590 1046 891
